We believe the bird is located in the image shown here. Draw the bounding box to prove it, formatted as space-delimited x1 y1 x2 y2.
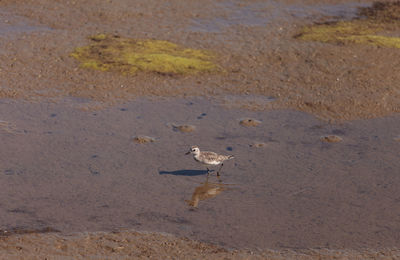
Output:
185 145 234 176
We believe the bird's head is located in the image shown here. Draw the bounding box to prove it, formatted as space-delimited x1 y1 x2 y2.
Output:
185 146 200 155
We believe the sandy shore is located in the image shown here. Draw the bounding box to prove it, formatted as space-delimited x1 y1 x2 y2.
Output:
1 230 400 259
0 0 399 258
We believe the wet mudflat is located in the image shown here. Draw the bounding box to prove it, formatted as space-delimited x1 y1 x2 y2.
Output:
0 0 400 258
0 98 399 251
0 0 399 121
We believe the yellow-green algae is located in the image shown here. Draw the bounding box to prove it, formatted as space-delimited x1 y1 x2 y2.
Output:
71 34 219 75
296 1 400 49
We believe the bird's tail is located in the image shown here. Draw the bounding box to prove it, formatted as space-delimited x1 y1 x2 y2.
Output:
228 155 234 160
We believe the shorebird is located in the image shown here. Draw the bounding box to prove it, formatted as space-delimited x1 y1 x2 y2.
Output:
185 146 234 176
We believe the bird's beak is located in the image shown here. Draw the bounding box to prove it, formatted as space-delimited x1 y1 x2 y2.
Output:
185 151 190 155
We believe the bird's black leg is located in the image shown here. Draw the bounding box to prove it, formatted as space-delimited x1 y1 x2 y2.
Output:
206 167 210 176
216 163 224 177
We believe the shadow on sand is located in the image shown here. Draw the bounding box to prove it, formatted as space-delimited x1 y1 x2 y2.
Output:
159 169 209 176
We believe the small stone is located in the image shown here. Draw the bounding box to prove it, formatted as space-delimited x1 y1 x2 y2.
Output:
239 118 261 127
4 169 14 175
133 135 156 144
172 124 196 133
249 142 267 148
320 135 343 143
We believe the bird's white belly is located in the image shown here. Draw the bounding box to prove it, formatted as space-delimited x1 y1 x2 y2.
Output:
203 160 220 165
194 156 220 165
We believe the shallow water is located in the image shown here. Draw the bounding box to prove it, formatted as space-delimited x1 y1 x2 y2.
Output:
190 0 276 32
287 2 370 20
0 98 399 250
188 0 370 32
0 9 51 37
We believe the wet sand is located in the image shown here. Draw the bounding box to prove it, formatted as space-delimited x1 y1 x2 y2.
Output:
2 230 400 260
0 0 399 258
0 0 399 121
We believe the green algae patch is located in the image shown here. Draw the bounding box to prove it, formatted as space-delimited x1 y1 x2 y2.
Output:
71 35 220 75
296 1 400 49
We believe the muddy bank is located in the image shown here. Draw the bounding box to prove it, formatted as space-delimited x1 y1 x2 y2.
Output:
0 0 398 120
1 230 400 259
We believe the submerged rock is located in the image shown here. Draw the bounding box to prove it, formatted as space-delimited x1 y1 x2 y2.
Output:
239 118 261 127
133 135 156 144
249 142 267 148
171 124 196 133
320 135 343 143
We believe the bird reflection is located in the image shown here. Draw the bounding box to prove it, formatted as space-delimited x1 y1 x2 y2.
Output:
185 177 231 208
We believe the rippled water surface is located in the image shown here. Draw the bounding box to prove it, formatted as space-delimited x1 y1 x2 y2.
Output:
189 0 369 32
0 98 399 249
0 10 51 37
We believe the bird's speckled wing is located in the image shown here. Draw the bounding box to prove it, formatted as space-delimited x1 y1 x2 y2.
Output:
198 151 232 165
